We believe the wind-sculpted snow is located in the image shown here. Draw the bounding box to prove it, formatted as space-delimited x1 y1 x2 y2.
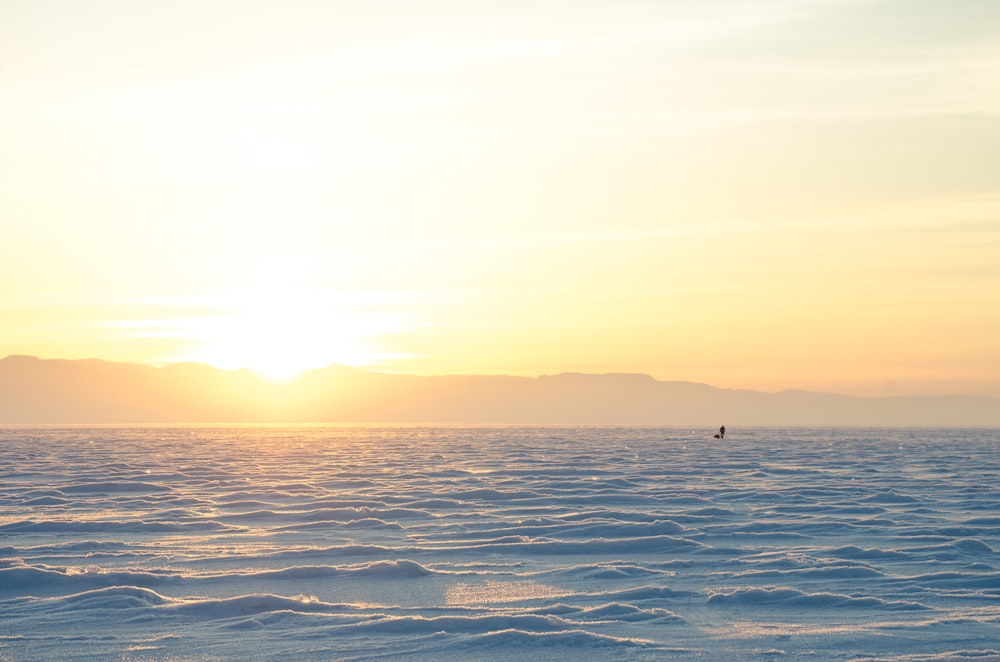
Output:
1 427 999 660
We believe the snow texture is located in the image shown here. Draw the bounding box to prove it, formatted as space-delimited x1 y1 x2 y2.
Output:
1 426 999 660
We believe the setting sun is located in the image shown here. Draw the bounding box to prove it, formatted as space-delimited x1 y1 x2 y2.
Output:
115 256 421 382
163 285 415 382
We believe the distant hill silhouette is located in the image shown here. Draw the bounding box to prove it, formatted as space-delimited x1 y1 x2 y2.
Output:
1 355 998 426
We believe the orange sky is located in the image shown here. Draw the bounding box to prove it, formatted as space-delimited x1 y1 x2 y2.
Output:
2 1 999 396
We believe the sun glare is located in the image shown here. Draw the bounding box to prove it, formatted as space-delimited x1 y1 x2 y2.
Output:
136 261 417 382
188 287 401 382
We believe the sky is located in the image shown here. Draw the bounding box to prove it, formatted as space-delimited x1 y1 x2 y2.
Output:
2 0 999 397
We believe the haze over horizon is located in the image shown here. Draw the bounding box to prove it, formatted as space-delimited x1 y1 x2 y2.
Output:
3 1 999 399
0 352 996 402
4 353 1000 426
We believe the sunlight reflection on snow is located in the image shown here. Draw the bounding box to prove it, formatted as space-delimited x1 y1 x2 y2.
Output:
445 580 569 605
716 619 867 638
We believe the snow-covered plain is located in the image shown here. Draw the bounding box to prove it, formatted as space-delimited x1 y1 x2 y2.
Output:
1 426 999 661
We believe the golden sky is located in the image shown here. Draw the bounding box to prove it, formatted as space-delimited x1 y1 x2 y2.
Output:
2 0 999 396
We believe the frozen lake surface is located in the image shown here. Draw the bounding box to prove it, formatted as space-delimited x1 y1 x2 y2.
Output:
2 426 999 660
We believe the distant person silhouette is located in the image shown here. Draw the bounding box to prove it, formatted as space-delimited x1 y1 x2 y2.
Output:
719 425 725 439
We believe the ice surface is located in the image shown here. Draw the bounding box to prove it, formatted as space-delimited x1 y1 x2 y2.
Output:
1 426 999 660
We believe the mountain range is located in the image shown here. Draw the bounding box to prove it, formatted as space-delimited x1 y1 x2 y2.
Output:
1 355 998 426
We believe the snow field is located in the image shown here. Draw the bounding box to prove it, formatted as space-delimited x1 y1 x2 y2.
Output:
1 426 999 660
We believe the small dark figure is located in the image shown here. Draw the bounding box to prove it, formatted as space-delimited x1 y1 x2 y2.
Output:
719 425 725 439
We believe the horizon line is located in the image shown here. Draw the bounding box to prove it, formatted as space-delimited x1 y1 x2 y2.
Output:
3 354 999 402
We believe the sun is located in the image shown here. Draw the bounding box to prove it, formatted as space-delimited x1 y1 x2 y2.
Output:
194 295 392 381
168 277 411 382
129 257 418 382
